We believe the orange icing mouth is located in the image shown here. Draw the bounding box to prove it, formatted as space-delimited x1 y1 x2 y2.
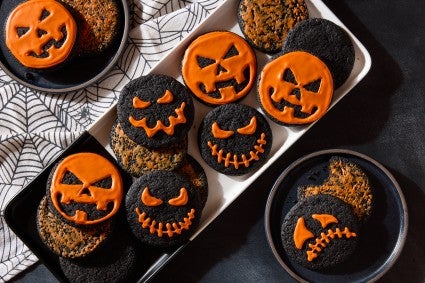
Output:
135 208 195 237
207 133 267 169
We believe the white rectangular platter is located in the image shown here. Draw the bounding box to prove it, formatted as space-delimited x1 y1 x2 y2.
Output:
87 0 371 279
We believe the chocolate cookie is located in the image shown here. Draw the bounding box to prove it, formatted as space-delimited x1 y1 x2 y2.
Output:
117 74 194 149
110 120 187 177
237 0 309 54
46 152 124 226
37 197 111 258
125 170 202 248
257 51 333 125
282 18 355 89
281 194 359 270
298 156 373 223
181 31 257 106
198 103 272 175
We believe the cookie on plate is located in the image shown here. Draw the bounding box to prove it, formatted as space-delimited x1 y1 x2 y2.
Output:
59 0 120 55
59 231 139 283
117 74 194 149
237 0 309 54
5 0 77 70
298 156 373 223
110 120 187 177
282 18 355 89
257 51 333 125
181 31 257 106
198 103 272 175
46 152 124 226
281 194 359 270
125 170 202 248
37 196 112 258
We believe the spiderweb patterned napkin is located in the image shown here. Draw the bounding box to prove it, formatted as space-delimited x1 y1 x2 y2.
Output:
0 0 222 280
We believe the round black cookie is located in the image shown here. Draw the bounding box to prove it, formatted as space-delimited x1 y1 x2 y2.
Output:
198 103 272 176
237 0 309 54
110 120 187 177
281 194 359 270
37 197 111 258
117 74 194 149
125 170 202 248
59 231 139 283
175 154 209 208
281 18 355 89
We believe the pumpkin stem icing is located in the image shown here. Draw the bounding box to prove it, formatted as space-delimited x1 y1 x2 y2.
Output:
135 208 195 237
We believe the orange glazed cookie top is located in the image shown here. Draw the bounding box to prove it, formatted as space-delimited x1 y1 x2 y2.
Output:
5 0 77 69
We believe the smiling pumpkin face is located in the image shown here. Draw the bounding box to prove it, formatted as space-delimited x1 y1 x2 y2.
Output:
198 104 272 176
117 74 194 148
182 31 257 106
125 171 202 247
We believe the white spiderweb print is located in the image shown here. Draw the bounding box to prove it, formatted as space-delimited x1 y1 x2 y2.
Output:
0 0 223 281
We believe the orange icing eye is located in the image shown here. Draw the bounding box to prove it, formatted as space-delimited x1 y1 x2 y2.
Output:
237 116 257 135
212 122 234 139
312 214 338 228
294 217 314 249
157 90 174 104
133 97 151 109
168 188 189 206
141 187 163 206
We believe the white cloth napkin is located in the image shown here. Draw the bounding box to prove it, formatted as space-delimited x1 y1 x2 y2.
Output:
0 0 222 280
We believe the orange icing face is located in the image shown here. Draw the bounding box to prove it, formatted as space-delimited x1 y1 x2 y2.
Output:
50 152 123 225
258 51 333 124
5 0 77 69
293 214 357 262
135 187 195 238
182 31 257 105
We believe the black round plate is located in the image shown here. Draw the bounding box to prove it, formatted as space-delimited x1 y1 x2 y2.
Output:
0 0 129 93
265 149 408 282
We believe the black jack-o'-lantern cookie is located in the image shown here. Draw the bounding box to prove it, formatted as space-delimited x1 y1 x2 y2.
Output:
46 152 124 226
182 31 257 106
237 0 309 54
117 74 194 149
258 51 333 125
198 104 272 176
110 120 187 177
125 170 202 248
282 18 355 89
281 194 359 270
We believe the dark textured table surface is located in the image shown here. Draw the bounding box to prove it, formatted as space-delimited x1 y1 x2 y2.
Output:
11 0 425 282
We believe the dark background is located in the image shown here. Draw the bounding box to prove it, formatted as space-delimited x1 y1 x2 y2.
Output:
11 0 425 282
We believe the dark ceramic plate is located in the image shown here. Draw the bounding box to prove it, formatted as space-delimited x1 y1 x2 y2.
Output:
0 0 129 93
265 149 408 283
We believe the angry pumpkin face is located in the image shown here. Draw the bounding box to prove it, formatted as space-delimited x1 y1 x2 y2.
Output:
125 171 202 248
117 74 194 148
198 104 272 175
182 31 257 106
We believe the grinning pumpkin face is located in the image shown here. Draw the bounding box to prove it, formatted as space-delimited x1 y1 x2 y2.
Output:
258 51 333 125
198 104 272 175
49 152 123 225
117 74 194 148
125 171 202 247
281 195 358 270
5 0 77 69
182 31 257 106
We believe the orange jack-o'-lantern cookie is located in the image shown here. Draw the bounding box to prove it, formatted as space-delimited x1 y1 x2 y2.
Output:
182 31 257 106
5 0 77 69
258 51 333 125
46 152 124 226
125 170 203 248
